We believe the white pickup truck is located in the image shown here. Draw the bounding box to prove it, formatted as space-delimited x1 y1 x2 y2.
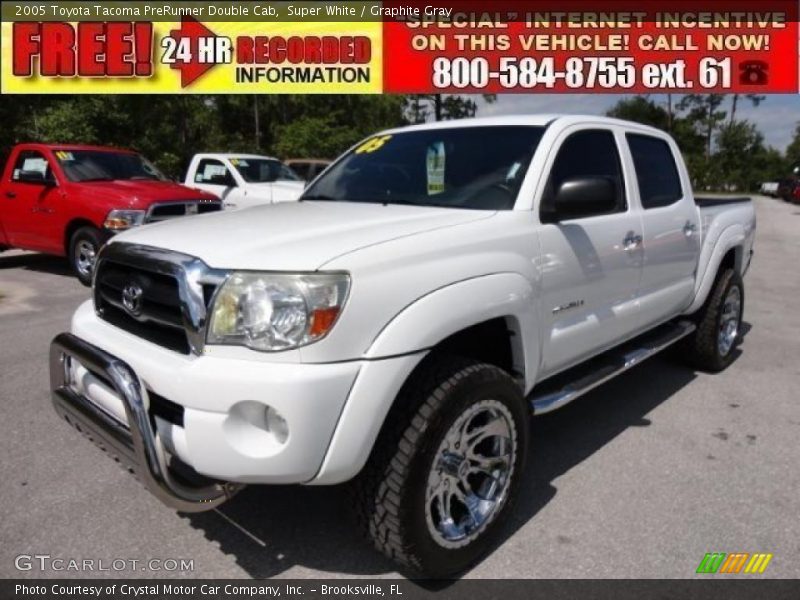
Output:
185 153 304 210
50 116 755 577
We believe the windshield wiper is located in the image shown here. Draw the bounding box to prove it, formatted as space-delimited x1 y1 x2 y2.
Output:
80 177 114 182
300 194 335 201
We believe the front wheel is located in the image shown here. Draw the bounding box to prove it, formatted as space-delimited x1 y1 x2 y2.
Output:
354 357 529 577
68 227 103 286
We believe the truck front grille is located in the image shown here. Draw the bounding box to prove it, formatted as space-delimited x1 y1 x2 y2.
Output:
93 244 226 356
146 200 221 223
96 261 191 354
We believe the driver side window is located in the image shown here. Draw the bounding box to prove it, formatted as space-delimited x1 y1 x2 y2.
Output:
12 150 52 184
195 159 236 187
541 129 626 219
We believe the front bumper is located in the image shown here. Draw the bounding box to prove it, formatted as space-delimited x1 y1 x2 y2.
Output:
50 299 426 510
50 333 237 513
51 299 364 497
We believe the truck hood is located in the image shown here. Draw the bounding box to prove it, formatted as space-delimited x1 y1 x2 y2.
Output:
246 180 305 202
71 179 218 209
113 201 494 271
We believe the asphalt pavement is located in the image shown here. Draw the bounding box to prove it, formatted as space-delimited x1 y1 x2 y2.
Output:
1 196 798 580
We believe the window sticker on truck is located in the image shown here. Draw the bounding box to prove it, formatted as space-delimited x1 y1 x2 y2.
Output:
21 157 48 173
426 141 446 195
354 135 392 154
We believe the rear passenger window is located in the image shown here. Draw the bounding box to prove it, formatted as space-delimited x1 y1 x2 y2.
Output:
542 129 626 218
627 134 683 209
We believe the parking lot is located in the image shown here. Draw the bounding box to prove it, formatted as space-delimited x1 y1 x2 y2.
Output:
1 196 798 580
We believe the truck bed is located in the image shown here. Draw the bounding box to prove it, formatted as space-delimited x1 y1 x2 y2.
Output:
694 195 751 207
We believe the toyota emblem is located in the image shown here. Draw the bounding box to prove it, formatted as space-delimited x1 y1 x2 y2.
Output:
121 282 144 316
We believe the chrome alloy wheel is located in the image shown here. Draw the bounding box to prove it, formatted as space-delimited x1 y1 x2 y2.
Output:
718 285 742 357
75 240 97 278
425 399 517 548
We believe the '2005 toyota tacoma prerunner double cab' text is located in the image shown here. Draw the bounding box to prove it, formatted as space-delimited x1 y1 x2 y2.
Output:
49 116 755 576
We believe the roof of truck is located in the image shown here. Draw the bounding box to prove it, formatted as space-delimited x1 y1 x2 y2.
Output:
193 153 281 161
381 114 665 136
14 143 137 153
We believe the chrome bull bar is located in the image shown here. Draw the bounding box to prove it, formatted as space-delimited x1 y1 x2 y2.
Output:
49 332 240 512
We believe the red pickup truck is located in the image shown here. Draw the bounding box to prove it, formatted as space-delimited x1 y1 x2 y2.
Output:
0 143 221 284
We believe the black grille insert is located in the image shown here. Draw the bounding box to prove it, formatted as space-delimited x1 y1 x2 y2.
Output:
96 260 192 354
147 200 221 222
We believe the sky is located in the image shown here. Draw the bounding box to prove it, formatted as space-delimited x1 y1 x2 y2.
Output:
477 94 800 151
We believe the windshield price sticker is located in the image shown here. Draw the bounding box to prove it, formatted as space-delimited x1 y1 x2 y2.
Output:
426 141 446 195
355 135 392 154
54 151 74 161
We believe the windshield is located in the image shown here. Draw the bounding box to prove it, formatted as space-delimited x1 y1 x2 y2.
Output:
301 126 545 210
54 150 167 183
230 158 301 183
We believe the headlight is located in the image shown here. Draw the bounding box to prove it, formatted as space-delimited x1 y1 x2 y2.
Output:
207 272 350 352
104 209 146 230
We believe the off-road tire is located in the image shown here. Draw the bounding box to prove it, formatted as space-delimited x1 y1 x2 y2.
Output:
353 356 529 578
683 268 744 372
68 226 103 286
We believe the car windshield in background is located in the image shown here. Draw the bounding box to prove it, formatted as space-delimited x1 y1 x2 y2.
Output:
54 150 167 183
231 158 301 183
301 126 545 210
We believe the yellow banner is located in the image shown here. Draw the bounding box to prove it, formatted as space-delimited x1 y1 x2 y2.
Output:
0 20 382 94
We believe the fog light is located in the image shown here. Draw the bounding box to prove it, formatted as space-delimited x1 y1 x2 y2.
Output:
265 406 289 444
223 401 290 458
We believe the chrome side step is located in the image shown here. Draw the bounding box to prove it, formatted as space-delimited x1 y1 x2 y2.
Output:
529 320 696 415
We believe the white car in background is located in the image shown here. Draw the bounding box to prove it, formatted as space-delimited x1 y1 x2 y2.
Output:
759 182 779 197
185 153 304 210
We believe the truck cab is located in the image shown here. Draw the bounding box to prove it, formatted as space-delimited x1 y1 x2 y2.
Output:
185 153 305 210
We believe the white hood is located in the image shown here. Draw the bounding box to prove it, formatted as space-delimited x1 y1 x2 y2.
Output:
266 180 305 202
113 201 494 271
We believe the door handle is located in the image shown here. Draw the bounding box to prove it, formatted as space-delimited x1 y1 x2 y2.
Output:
683 221 697 237
5 191 16 198
623 232 643 250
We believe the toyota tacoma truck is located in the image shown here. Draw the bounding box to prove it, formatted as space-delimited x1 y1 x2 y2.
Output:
0 144 221 284
49 116 755 576
185 153 304 210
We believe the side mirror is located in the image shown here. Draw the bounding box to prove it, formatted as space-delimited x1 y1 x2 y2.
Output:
552 177 618 220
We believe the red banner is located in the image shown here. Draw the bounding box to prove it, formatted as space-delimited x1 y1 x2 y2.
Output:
383 1 799 93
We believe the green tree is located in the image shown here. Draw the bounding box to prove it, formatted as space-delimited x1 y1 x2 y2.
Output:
678 94 728 160
607 95 670 130
715 121 783 192
0 94 411 178
728 94 765 127
405 94 496 122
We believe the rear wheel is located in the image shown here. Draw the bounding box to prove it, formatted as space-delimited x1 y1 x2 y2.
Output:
354 357 529 577
683 268 744 372
68 227 103 286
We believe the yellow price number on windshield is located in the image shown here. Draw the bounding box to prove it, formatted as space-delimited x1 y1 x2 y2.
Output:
355 135 392 154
